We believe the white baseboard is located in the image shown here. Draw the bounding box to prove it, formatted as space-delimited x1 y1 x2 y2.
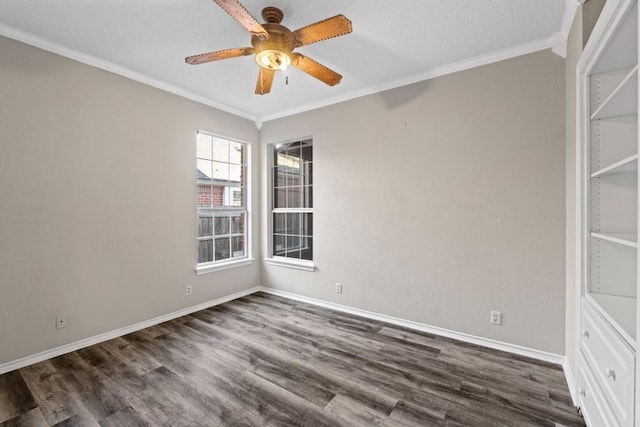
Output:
271 282 576 401
259 287 566 366
563 358 579 407
0 286 260 375
1 285 570 380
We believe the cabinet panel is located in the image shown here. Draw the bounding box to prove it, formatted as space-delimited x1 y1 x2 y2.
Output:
578 353 620 427
590 116 638 171
590 68 637 119
593 68 638 120
593 1 638 74
590 237 638 299
581 300 636 425
590 172 638 233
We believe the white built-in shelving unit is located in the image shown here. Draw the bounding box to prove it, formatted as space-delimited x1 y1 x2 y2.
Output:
577 0 639 425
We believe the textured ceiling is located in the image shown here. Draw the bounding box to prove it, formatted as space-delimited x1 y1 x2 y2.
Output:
0 0 566 122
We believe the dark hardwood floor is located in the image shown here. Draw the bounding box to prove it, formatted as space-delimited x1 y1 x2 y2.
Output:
0 292 584 426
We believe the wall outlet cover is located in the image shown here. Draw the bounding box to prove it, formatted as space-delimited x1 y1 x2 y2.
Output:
56 314 68 329
490 310 502 325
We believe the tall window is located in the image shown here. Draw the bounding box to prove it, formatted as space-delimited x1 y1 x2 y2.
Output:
197 132 247 267
272 140 313 261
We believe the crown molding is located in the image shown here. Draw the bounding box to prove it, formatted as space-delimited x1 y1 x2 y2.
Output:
552 0 582 58
1 23 555 125
0 23 257 122
259 37 553 123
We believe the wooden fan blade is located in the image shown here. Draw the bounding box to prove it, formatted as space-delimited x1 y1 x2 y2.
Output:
255 68 275 95
291 53 342 86
290 15 352 47
185 47 254 65
213 0 269 39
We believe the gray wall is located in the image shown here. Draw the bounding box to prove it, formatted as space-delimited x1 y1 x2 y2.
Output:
261 50 566 354
0 36 261 365
0 34 569 365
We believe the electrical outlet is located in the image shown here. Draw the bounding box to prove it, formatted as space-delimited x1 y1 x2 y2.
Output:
335 283 342 294
490 310 502 325
186 285 193 296
56 314 68 329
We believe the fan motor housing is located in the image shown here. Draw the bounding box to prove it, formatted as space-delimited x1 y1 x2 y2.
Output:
251 23 295 56
251 23 294 69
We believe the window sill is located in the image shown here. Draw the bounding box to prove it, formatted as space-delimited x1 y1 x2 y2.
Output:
196 258 254 275
264 258 316 272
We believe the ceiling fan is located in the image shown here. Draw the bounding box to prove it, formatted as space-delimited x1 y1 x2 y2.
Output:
185 0 353 95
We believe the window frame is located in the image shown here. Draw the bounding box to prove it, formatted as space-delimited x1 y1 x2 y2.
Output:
265 137 315 272
196 130 253 275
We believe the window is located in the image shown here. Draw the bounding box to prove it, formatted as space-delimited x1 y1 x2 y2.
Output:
196 132 249 272
271 140 313 266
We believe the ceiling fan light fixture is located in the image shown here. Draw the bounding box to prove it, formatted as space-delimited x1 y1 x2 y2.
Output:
255 49 291 70
185 3 352 94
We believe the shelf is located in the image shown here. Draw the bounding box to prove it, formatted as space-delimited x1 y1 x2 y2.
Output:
591 68 634 107
588 293 637 344
591 232 638 248
591 66 638 120
591 154 638 177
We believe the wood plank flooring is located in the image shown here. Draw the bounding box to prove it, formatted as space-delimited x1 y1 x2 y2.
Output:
0 292 584 426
